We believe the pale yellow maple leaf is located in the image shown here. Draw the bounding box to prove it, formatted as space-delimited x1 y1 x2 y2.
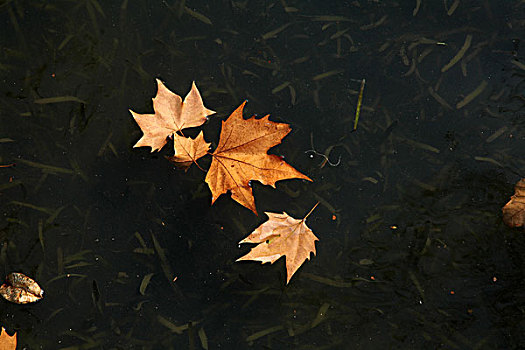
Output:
130 79 215 152
166 131 210 171
237 204 319 283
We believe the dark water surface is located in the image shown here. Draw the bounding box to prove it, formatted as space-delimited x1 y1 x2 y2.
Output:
1 1 524 349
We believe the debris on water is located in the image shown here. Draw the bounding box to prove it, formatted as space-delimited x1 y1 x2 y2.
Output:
0 272 44 304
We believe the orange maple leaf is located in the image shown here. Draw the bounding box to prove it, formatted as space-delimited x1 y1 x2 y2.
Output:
237 203 319 283
166 132 210 171
0 327 16 350
205 101 311 214
130 79 215 152
502 178 525 228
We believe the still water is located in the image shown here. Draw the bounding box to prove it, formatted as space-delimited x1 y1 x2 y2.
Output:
1 1 524 349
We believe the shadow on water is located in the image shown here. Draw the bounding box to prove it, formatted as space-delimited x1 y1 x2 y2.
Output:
0 0 524 348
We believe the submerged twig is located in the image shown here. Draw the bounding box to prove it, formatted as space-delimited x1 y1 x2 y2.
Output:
305 149 341 167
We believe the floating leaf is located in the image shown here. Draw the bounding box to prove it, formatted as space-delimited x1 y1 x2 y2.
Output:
205 101 311 214
502 178 525 228
0 327 16 350
130 79 215 152
237 204 319 283
0 272 44 304
166 131 210 171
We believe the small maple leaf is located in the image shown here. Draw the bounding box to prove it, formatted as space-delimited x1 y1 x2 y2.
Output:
237 203 319 284
0 327 16 350
502 178 525 228
205 101 312 214
166 131 210 171
130 79 215 152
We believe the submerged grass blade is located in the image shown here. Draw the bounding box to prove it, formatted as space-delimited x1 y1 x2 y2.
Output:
246 325 284 343
11 201 55 215
34 96 86 104
18 159 74 175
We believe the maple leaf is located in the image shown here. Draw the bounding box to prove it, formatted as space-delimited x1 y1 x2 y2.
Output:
237 203 319 284
502 178 525 228
130 79 215 152
0 327 16 350
205 101 311 214
166 132 210 171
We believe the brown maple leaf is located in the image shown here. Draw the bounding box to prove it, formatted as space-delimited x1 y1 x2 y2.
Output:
130 79 215 152
0 327 17 350
237 203 319 284
166 132 210 171
502 178 525 228
205 101 311 214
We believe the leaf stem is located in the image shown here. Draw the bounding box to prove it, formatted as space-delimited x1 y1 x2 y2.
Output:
303 202 320 221
193 160 207 173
